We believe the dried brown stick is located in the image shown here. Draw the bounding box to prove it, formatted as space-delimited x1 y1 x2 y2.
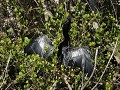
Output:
81 47 98 90
63 73 72 90
91 38 118 90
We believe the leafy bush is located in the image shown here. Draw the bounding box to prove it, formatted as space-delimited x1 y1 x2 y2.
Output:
0 0 120 89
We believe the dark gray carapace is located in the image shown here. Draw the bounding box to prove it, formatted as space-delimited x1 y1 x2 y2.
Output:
62 47 93 77
24 33 54 59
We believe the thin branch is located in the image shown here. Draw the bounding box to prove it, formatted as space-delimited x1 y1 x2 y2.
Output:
50 80 58 90
0 50 12 88
92 38 118 90
86 0 98 12
63 73 72 90
5 82 13 90
110 0 118 24
81 65 85 88
33 0 39 6
81 47 98 90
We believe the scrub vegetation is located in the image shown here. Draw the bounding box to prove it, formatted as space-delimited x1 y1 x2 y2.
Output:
0 0 120 89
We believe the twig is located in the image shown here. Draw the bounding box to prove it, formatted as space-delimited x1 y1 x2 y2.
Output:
33 0 39 6
0 50 12 88
50 80 58 90
81 47 98 90
81 64 85 88
86 0 98 12
110 0 118 24
92 38 118 90
5 82 13 90
63 73 72 90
